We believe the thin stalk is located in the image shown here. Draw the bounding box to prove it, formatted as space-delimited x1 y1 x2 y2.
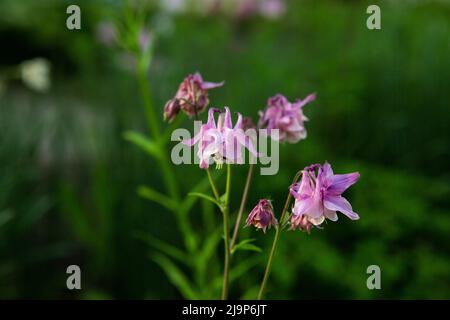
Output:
137 62 178 200
137 62 160 140
206 168 220 200
257 170 302 299
221 163 232 300
136 59 198 251
230 163 255 250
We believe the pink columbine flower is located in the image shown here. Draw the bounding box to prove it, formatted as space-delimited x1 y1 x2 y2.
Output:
259 0 286 20
258 93 316 143
246 199 278 233
183 107 258 169
164 72 224 122
289 162 360 232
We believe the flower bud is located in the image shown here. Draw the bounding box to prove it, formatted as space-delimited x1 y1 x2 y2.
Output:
246 199 278 233
163 98 181 123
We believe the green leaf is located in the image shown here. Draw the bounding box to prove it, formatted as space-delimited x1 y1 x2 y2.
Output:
188 192 222 210
58 184 95 248
210 256 261 292
123 131 162 160
231 239 262 254
195 229 222 287
0 209 13 228
180 170 224 214
134 231 190 266
180 176 210 213
151 252 199 300
137 185 177 211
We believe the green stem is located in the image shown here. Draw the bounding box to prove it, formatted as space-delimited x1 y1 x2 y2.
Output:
230 163 254 251
137 61 178 200
206 168 220 200
257 170 302 300
221 163 231 300
205 165 231 299
137 61 160 140
136 58 197 251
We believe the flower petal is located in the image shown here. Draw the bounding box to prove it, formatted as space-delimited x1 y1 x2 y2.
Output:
293 93 316 109
201 80 224 90
328 172 360 195
292 196 313 216
324 208 338 221
182 132 201 146
324 195 359 220
223 107 232 129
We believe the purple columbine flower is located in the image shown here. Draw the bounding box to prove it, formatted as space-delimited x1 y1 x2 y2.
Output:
246 199 278 233
241 116 256 131
164 72 224 122
183 107 259 169
163 98 181 123
258 93 316 143
259 0 286 20
289 162 360 232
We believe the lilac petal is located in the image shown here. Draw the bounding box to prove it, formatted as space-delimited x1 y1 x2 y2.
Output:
290 186 300 199
328 172 360 195
321 161 333 178
234 112 243 129
193 72 203 82
324 208 338 221
235 130 260 157
182 132 201 146
319 161 334 187
297 170 314 195
206 108 218 128
199 157 210 169
294 93 316 109
201 80 224 90
309 215 325 226
324 195 359 220
292 196 313 216
223 107 232 129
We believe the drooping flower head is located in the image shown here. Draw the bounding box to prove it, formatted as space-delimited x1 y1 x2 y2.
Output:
289 162 360 232
183 107 258 169
258 93 316 143
164 72 224 122
241 116 257 131
246 199 278 233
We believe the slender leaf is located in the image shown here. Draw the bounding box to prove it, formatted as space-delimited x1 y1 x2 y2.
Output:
188 192 222 209
210 256 261 292
123 130 162 160
195 229 222 287
231 239 262 254
138 185 177 211
0 209 13 228
151 252 199 299
134 231 190 265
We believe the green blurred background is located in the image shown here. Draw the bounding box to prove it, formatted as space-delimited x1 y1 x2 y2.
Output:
0 0 449 299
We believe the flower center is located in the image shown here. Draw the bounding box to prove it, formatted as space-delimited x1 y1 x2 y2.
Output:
213 153 224 169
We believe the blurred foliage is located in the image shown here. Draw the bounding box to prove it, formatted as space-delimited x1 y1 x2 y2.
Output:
0 0 449 299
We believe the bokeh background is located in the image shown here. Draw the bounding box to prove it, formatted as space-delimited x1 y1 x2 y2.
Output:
0 0 449 299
